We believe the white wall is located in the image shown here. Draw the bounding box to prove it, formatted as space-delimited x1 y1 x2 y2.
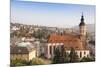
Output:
66 50 90 58
29 50 36 60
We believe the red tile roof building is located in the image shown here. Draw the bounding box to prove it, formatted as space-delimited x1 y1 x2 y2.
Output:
45 14 90 59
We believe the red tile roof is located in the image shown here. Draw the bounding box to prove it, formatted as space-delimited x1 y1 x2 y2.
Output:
48 33 87 50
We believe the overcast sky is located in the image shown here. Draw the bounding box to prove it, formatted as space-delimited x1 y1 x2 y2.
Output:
11 0 95 28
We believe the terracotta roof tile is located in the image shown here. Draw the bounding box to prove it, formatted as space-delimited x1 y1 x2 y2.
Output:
48 33 87 50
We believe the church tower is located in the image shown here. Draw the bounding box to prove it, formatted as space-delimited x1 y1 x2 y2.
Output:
79 13 87 40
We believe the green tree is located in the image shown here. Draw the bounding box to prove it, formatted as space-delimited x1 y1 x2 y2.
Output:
60 45 69 63
53 45 71 63
10 59 27 66
80 56 95 62
69 48 79 63
31 58 46 65
53 48 61 64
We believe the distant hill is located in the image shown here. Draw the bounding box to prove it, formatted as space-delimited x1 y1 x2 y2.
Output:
87 24 95 33
72 24 95 33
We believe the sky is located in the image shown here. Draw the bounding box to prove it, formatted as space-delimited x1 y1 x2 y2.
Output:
11 0 95 28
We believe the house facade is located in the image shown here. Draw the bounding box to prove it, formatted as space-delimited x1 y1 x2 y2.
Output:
10 46 36 61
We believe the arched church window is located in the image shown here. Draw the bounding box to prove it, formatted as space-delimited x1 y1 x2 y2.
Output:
84 51 86 55
80 52 82 58
50 46 52 55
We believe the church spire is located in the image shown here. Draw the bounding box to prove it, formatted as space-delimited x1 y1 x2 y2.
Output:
79 13 85 26
81 12 84 22
79 13 87 38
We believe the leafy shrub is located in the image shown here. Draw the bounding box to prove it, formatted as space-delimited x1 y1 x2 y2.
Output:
80 57 95 62
31 58 46 65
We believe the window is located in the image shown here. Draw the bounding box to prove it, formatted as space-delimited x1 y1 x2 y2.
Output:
84 51 86 55
50 46 52 55
80 52 82 58
54 46 56 53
